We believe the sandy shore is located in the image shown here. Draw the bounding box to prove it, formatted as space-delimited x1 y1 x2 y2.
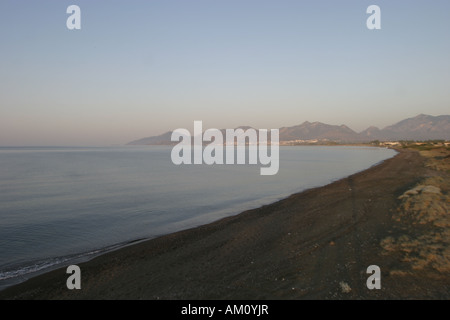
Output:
1 147 449 300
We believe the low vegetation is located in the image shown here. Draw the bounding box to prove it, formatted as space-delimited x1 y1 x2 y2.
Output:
381 146 450 274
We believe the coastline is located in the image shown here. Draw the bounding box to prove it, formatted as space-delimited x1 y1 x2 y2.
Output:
1 148 449 299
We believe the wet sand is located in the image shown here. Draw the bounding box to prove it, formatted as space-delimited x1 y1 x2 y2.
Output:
1 148 449 299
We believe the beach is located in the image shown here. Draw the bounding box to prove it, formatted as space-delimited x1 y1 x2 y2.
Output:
1 147 449 300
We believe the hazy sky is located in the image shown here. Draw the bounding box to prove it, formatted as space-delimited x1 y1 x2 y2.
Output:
1 0 449 146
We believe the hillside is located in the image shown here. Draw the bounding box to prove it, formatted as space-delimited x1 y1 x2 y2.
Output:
127 114 450 145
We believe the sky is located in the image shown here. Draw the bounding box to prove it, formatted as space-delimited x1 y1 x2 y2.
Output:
1 0 449 146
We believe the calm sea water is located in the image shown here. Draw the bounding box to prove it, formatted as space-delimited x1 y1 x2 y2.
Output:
0 146 396 289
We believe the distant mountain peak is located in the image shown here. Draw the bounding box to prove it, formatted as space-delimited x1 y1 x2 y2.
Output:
127 114 450 145
378 114 450 140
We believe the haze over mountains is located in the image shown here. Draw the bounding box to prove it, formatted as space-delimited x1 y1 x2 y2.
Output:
127 114 450 145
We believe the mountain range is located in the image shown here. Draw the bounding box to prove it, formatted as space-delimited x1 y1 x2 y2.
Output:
127 114 450 145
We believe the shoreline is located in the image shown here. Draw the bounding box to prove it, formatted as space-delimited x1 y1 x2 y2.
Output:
1 148 449 299
0 145 394 291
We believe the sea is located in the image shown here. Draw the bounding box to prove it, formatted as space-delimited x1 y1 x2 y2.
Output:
0 145 397 290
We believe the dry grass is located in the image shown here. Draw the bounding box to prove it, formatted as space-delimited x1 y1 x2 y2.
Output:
381 147 450 274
